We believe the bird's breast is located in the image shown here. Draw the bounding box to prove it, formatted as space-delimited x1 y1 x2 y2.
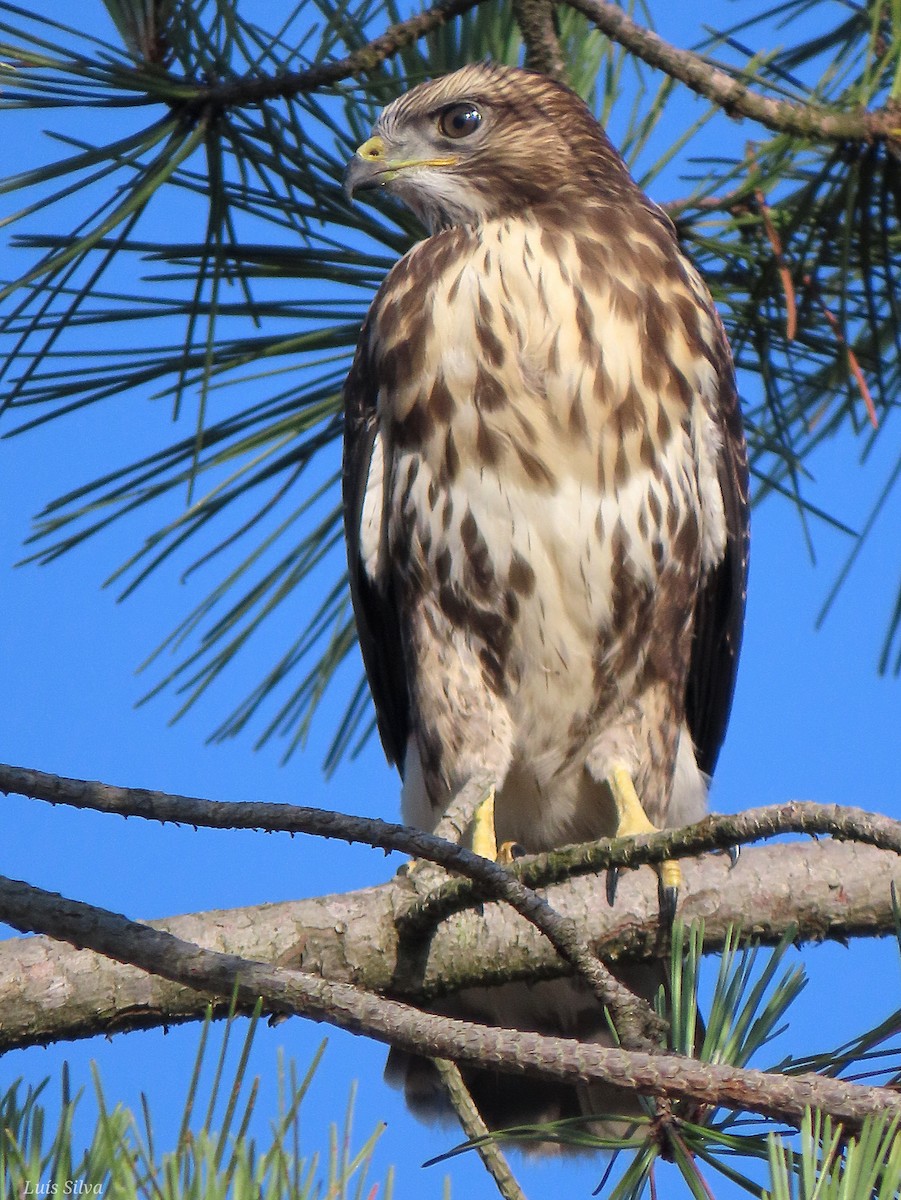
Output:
375 215 725 771
377 216 721 499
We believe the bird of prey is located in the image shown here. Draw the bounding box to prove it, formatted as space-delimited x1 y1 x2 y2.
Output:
343 62 749 1131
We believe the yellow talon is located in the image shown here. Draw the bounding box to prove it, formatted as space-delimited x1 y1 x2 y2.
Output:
469 791 525 865
497 840 525 865
470 786 498 860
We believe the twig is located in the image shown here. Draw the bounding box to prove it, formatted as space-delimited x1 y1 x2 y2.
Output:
433 1059 528 1200
664 187 750 220
0 840 898 1050
430 772 495 844
0 762 663 1048
564 0 901 143
398 800 901 929
189 0 481 109
11 767 898 878
512 0 566 81
0 873 897 1131
129 0 901 147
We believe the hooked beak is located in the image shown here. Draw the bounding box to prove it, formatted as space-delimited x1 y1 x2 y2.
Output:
343 134 458 201
343 135 389 200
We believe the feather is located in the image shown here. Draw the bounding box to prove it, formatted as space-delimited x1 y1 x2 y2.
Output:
342 61 749 1141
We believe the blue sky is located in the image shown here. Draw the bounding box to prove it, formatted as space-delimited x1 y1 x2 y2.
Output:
1 3 900 1197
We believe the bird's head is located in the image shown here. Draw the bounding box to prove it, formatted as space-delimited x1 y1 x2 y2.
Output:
344 62 635 232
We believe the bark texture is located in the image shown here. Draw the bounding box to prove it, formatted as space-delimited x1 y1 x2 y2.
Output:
1 839 897 1051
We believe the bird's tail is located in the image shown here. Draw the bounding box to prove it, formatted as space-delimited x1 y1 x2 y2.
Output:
385 965 665 1154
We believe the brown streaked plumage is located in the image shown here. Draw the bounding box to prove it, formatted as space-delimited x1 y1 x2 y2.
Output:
343 62 749 1140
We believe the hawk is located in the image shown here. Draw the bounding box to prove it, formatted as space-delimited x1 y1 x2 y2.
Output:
343 62 749 1131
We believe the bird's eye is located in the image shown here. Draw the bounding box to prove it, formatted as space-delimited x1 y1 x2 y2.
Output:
437 103 482 139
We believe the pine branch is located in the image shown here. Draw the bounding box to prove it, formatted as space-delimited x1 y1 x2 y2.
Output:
511 0 566 81
433 1058 528 1200
0 819 897 1050
0 872 898 1131
564 0 901 142
145 0 901 148
0 761 663 1048
402 800 901 928
187 0 483 108
5 759 897 931
3 0 898 758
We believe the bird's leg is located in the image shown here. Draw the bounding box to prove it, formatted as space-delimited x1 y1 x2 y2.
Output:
402 773 496 871
396 773 521 935
468 785 527 864
400 774 511 890
397 761 525 898
469 786 498 860
433 775 522 864
429 769 524 863
431 771 496 847
607 765 680 920
462 785 524 864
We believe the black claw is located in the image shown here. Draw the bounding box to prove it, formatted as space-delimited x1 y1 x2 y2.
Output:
728 844 741 869
606 866 620 906
660 885 679 926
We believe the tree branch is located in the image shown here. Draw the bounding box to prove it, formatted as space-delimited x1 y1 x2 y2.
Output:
0 762 661 1047
563 0 901 143
124 0 899 148
0 839 898 1051
512 0 566 81
0 873 897 1132
7 764 899 882
401 800 901 930
433 1058 527 1200
14 768 901 1051
184 0 482 108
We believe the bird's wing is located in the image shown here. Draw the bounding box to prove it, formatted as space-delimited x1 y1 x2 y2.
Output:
685 335 750 777
342 320 410 772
